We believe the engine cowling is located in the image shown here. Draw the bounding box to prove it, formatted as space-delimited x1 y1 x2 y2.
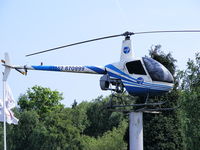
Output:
100 74 124 93
100 74 110 90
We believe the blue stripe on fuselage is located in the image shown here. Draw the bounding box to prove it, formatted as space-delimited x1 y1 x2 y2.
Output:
32 66 61 71
108 72 137 83
106 64 173 91
85 66 105 74
122 81 171 90
106 64 137 81
125 86 169 96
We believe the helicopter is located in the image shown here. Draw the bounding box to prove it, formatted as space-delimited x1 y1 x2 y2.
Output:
2 30 200 111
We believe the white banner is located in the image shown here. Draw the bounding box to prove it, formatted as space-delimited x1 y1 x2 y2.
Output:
0 83 18 125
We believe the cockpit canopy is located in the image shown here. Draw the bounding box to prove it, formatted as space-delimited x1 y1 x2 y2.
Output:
125 57 174 83
142 57 174 83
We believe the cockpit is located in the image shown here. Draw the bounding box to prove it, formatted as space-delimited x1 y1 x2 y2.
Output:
142 57 174 83
125 57 174 83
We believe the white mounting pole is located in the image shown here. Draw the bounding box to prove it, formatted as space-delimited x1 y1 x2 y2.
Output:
129 112 143 150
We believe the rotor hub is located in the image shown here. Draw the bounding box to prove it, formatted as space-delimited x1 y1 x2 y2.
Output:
122 31 134 37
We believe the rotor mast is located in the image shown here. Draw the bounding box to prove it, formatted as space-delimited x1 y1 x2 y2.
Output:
120 33 134 63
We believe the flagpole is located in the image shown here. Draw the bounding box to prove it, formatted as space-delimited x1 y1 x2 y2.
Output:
2 75 7 150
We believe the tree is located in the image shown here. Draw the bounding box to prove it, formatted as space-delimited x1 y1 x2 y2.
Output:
149 45 176 75
18 86 64 115
9 109 85 150
9 85 85 150
83 96 124 137
71 101 90 133
0 123 3 148
143 45 186 150
178 52 200 90
82 120 128 150
9 110 41 150
39 108 84 150
178 52 200 150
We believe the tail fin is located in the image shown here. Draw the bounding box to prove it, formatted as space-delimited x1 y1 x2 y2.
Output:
1 53 27 76
2 53 11 81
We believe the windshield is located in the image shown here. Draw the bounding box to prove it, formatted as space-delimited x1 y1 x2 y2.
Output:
142 57 174 83
126 60 147 75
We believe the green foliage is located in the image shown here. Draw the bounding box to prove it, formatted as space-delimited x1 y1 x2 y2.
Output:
7 86 85 150
178 52 200 90
0 123 3 148
9 110 41 150
18 86 64 115
178 52 200 150
70 101 90 133
181 88 200 150
144 90 186 150
83 96 124 137
8 108 85 150
142 45 186 150
82 120 128 150
7 86 126 150
40 109 83 150
149 45 177 75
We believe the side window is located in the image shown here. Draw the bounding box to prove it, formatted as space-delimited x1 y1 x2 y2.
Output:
126 60 147 75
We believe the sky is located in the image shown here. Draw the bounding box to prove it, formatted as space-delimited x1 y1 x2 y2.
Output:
0 0 200 107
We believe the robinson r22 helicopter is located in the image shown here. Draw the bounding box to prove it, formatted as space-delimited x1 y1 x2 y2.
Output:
2 30 200 111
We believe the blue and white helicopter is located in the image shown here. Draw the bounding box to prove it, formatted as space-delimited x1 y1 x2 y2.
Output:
2 30 200 110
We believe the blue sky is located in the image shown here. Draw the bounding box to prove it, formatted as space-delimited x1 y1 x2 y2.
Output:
1 0 200 106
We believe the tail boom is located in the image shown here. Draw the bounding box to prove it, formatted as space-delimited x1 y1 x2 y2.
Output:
10 65 106 75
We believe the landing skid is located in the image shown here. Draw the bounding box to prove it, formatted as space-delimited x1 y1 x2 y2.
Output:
136 107 177 113
106 93 177 113
111 101 166 108
107 104 177 113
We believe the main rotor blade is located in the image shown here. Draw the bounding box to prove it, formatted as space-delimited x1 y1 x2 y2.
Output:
26 30 200 57
26 33 123 57
134 30 200 35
